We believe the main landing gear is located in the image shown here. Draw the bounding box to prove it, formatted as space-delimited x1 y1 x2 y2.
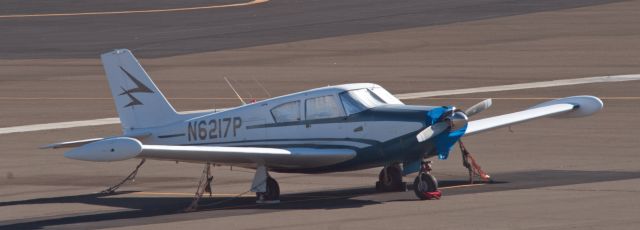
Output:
184 164 280 211
413 160 441 200
252 165 280 204
375 164 406 192
256 176 280 203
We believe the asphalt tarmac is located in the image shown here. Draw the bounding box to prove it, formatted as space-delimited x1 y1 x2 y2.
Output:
0 0 623 59
1 0 640 229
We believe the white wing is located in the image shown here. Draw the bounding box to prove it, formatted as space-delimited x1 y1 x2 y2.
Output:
60 137 356 169
465 96 603 136
139 145 356 168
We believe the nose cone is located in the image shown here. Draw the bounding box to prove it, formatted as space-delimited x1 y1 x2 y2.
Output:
446 111 468 131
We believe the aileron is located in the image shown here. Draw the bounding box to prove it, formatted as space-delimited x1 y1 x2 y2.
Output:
465 103 575 135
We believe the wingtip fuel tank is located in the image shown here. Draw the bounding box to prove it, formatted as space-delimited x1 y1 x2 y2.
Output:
64 137 143 162
529 95 603 118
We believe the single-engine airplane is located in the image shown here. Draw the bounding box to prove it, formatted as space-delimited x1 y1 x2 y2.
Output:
44 49 603 210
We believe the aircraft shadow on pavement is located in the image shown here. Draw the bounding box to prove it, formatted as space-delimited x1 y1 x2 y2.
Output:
1 170 639 229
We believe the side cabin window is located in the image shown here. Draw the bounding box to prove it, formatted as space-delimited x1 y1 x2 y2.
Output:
305 95 344 120
271 101 300 123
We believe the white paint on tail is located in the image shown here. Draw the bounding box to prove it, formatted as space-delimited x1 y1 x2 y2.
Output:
101 49 180 133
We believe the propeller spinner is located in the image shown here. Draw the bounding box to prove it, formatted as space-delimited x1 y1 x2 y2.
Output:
416 99 492 142
415 99 492 159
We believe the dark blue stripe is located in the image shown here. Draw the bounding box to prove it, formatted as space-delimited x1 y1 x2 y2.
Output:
158 133 186 138
182 137 380 146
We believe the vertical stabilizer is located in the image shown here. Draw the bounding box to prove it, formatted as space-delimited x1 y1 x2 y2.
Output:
101 49 179 132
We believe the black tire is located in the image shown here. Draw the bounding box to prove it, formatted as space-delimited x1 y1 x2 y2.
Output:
262 177 280 201
413 173 438 200
376 166 404 192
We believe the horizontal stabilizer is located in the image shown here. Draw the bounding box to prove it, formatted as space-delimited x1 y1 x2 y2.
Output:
41 132 151 149
40 138 104 149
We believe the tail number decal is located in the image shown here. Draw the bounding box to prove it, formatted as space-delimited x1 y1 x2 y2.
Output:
188 117 242 141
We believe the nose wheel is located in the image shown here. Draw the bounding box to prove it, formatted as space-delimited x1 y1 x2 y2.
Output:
413 160 441 200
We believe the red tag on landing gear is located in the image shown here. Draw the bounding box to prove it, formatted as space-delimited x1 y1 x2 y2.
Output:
423 190 442 200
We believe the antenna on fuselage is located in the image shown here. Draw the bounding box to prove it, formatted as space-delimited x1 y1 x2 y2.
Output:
234 78 254 101
253 76 272 97
224 77 246 105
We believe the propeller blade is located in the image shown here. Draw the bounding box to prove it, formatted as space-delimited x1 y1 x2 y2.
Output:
464 98 492 117
416 122 448 142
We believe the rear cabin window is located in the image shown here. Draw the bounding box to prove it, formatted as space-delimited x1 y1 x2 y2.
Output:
271 101 300 123
305 95 344 120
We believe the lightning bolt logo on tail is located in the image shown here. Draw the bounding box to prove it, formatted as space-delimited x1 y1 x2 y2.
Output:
118 67 153 107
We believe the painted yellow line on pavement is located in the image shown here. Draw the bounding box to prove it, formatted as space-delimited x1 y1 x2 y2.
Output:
132 191 254 197
133 185 483 197
208 195 350 210
440 183 486 190
132 191 340 198
134 184 489 209
0 0 268 18
208 184 487 209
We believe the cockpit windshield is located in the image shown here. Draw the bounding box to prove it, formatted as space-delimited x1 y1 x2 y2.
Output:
369 87 403 104
340 87 401 115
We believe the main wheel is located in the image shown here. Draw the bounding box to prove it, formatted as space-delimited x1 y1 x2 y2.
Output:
413 173 439 200
258 177 280 201
376 166 404 192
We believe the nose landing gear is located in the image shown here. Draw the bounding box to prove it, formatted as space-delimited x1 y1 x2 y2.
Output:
413 160 441 200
